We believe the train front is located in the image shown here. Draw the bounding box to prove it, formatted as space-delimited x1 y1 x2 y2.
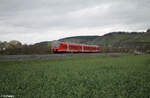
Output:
51 41 59 53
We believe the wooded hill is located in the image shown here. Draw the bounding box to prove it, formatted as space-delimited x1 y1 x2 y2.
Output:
0 29 150 54
59 31 150 49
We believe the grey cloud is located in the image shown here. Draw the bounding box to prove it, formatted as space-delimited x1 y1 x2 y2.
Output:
0 0 150 43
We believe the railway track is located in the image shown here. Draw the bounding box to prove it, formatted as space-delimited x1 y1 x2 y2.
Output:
0 53 121 60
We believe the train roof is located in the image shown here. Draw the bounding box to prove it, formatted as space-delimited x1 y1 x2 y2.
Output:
55 41 99 47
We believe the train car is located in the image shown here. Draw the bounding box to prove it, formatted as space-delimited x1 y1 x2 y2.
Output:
51 40 100 53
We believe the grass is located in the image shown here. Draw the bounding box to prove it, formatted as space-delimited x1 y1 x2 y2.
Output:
0 54 150 98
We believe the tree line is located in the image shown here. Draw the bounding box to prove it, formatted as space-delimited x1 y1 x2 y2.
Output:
0 40 51 55
0 39 150 55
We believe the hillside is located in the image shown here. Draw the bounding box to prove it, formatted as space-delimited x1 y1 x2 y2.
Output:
1 31 150 55
34 31 150 49
59 36 99 44
58 31 150 48
90 32 150 48
34 41 51 46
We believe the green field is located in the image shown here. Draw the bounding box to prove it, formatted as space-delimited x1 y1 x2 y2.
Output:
0 54 150 98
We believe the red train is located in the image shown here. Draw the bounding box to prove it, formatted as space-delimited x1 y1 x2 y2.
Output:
51 41 100 53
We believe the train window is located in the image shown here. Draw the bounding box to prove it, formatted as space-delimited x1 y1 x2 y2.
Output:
63 45 67 49
59 44 63 47
69 45 80 50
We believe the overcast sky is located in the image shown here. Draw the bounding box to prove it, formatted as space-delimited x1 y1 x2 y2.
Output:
0 0 150 44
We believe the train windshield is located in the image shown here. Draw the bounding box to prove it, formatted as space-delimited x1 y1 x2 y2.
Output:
52 41 59 48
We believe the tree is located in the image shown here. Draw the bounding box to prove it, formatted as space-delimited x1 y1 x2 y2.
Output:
0 41 8 51
8 40 22 48
146 29 150 32
0 41 3 51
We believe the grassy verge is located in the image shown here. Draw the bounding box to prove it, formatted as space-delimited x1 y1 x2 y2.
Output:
0 54 150 98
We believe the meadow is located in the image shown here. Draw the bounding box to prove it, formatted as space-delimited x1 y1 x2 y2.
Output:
0 54 150 98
